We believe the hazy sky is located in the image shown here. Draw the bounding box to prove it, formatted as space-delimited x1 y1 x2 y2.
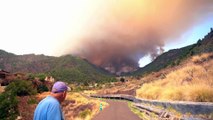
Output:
0 0 213 69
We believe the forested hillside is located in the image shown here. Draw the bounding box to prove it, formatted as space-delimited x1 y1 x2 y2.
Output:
0 50 115 84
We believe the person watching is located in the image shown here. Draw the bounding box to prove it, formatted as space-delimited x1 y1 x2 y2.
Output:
34 81 70 120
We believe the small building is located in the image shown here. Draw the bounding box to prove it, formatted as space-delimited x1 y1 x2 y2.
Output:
45 76 55 82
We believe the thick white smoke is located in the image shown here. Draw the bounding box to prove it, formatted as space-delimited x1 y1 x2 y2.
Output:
64 0 213 73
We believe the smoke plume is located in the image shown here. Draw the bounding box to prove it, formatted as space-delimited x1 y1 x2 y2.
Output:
65 0 213 73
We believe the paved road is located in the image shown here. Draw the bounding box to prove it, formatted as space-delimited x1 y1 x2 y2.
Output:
92 100 141 120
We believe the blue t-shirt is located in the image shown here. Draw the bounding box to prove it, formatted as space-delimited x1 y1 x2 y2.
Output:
34 96 64 120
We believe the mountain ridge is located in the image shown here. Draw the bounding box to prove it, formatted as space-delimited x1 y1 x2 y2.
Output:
0 50 115 84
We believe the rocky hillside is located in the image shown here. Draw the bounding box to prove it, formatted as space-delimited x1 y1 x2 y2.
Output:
0 50 115 84
128 28 213 76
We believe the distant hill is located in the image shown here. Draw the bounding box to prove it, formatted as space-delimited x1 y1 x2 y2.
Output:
127 28 213 76
0 50 115 84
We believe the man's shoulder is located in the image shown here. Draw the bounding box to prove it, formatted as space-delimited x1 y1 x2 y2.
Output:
40 96 60 105
34 96 62 120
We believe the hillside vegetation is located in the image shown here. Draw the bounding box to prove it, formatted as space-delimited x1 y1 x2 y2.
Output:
136 53 213 102
0 50 115 84
0 80 37 119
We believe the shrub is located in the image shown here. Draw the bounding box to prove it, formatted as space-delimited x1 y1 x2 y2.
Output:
27 97 38 105
5 80 37 96
27 73 35 80
37 84 49 93
36 73 46 82
79 109 92 119
27 73 47 82
0 91 18 120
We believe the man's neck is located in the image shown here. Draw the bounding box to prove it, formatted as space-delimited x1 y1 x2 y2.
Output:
50 93 62 103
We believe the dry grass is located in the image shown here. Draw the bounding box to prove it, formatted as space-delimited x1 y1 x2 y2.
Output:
66 92 89 104
64 92 108 120
137 53 213 102
83 90 97 96
191 53 213 64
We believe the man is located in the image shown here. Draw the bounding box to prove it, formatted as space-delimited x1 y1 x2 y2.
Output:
34 81 70 120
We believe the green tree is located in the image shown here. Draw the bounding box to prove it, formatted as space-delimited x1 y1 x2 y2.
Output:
36 73 46 82
37 84 49 93
5 80 37 96
0 91 18 120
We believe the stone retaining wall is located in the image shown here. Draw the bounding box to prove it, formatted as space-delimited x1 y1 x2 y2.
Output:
91 94 213 115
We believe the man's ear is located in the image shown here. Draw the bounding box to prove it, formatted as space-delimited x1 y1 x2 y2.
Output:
63 91 66 97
